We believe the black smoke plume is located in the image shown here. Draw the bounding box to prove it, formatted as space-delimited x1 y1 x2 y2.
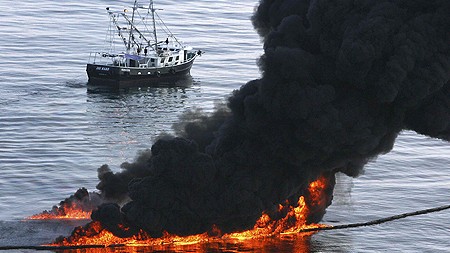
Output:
75 0 450 238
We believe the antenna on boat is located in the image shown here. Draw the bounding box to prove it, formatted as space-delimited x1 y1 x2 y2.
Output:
150 0 158 48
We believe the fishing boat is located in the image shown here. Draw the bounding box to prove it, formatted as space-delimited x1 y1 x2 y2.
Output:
86 0 202 88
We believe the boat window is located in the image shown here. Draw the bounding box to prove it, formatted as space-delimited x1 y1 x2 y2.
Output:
160 58 165 63
169 57 173 62
150 58 155 62
176 56 179 61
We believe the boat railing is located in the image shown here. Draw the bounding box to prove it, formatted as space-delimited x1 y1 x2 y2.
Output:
88 52 127 66
88 52 102 64
88 52 112 65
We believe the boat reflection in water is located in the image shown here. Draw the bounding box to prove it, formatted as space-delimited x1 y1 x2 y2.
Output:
87 74 195 93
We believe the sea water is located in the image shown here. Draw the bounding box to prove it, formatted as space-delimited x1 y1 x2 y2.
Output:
0 0 449 252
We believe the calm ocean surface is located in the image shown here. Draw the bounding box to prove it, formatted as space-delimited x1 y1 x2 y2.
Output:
0 0 449 252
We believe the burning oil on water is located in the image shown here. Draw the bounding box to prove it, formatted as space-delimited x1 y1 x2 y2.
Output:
40 175 332 247
28 188 101 220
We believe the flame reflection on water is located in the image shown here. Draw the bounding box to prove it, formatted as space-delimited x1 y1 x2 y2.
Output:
49 235 314 253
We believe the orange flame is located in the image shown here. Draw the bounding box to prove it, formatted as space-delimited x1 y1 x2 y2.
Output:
28 202 92 220
48 175 332 247
52 222 213 247
225 174 332 240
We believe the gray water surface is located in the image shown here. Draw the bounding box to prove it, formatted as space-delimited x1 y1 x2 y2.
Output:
0 1 449 252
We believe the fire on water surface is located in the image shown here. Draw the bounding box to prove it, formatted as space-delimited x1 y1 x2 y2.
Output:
28 207 91 220
27 188 99 220
46 176 331 247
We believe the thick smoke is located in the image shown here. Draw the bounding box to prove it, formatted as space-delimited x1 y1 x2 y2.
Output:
91 0 449 237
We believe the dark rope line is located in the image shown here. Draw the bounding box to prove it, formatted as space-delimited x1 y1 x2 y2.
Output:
1 204 449 251
298 204 450 233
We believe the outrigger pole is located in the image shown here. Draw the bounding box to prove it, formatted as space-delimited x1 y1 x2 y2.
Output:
120 13 150 46
105 1 168 55
107 9 128 48
126 0 138 52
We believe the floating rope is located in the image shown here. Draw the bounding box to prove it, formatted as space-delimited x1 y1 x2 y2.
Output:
1 204 449 251
298 204 450 233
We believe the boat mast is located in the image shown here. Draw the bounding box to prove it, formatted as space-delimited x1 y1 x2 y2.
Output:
127 0 138 53
150 0 158 48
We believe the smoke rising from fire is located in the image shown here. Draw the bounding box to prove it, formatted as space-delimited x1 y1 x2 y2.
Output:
88 0 450 238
